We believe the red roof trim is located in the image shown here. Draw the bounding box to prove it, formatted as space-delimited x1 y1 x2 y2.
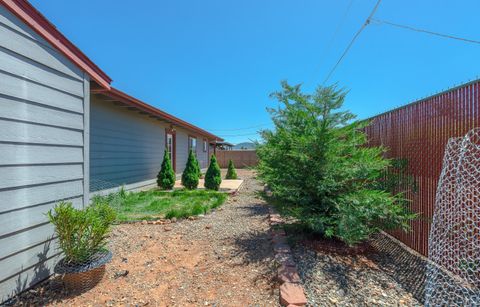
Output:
1 0 112 88
94 87 223 141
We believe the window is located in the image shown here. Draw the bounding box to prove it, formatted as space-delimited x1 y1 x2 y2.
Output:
189 136 197 153
203 139 207 152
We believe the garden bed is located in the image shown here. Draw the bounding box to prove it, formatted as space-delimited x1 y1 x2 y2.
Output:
93 189 228 222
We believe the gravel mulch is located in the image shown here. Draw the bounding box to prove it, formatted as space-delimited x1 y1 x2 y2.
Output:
291 235 423 307
10 170 279 307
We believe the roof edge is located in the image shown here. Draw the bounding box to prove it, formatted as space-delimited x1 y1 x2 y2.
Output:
94 87 223 141
1 0 112 88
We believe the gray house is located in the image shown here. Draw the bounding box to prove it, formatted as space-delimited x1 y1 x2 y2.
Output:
0 1 221 302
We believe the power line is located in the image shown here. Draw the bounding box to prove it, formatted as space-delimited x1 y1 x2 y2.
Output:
218 132 260 137
370 18 480 45
322 0 382 85
208 123 271 132
307 0 355 86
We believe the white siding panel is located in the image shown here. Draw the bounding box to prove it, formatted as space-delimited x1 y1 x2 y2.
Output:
0 180 84 213
0 120 83 146
0 23 83 80
0 71 83 113
0 97 83 130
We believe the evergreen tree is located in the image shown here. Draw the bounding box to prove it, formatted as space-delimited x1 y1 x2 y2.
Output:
257 81 416 245
157 150 176 189
194 155 202 178
182 150 199 189
205 155 222 190
225 159 238 179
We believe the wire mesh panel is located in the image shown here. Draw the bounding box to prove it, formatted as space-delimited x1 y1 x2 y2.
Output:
365 80 480 256
425 129 480 306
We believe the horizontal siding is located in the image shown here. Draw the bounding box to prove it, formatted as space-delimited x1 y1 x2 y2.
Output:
0 5 88 303
90 96 166 191
175 129 189 173
0 238 59 283
0 6 48 43
0 120 83 146
0 47 83 97
0 144 83 166
0 223 53 260
0 13 82 80
0 180 84 213
0 70 83 113
0 96 83 130
0 254 60 301
0 197 83 238
0 164 83 190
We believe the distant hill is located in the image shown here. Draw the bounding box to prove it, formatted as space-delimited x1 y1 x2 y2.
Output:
233 142 256 150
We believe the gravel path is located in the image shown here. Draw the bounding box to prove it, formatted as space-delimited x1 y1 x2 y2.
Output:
12 170 279 306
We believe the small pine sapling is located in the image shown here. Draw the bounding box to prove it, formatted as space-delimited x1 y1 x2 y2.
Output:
182 150 199 189
205 155 222 190
225 159 238 179
157 150 176 189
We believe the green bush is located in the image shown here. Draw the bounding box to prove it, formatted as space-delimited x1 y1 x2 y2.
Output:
225 159 238 179
205 155 222 190
157 150 176 189
182 150 199 189
195 155 202 178
47 201 116 264
257 81 416 246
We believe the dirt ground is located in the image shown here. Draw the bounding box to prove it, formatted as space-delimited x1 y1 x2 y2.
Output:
12 169 279 306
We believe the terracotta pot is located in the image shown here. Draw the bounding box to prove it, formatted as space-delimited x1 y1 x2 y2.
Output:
55 250 112 292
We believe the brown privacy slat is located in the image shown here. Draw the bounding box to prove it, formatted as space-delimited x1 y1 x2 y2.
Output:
365 80 480 256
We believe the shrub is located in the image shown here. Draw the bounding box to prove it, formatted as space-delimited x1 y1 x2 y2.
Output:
205 155 222 190
182 150 199 189
195 155 202 178
225 159 238 179
157 150 176 189
47 201 116 264
257 81 416 246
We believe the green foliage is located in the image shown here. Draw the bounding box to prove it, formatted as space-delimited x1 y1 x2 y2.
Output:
182 150 200 189
225 159 238 179
257 81 416 246
47 201 116 264
195 155 202 178
205 155 222 190
157 150 176 189
93 189 227 221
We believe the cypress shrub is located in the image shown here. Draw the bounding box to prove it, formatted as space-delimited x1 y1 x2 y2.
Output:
205 155 222 190
182 150 199 189
194 155 202 178
157 150 176 189
225 159 238 179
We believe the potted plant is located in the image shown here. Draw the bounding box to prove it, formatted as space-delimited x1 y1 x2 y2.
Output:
47 201 116 291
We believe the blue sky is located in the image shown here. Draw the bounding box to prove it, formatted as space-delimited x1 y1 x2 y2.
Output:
31 0 480 143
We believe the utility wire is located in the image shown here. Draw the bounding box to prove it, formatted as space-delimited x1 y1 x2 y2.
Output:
322 0 382 85
307 0 355 86
370 18 480 45
218 132 260 137
208 123 271 132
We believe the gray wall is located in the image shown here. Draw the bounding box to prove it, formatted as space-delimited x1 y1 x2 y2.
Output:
90 97 210 192
0 5 89 303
